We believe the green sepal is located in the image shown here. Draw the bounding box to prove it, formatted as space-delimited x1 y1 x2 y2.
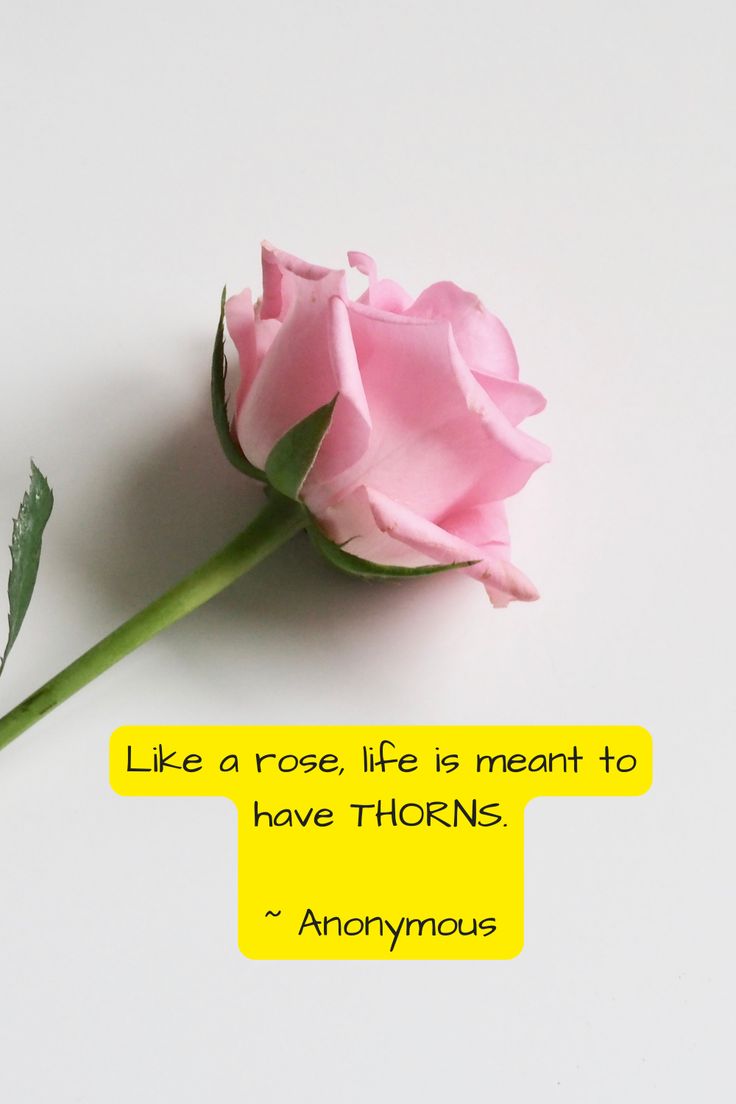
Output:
308 518 479 579
1 462 54 677
211 286 266 481
265 396 338 501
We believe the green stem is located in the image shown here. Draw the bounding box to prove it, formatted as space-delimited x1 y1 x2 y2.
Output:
0 494 306 753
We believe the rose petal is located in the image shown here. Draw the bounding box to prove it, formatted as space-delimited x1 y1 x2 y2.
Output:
357 279 414 313
318 485 433 568
473 375 546 426
407 281 520 379
347 250 378 284
315 485 537 604
225 289 257 402
438 500 510 552
236 250 371 478
348 249 413 313
260 241 340 321
252 304 281 379
364 487 539 606
318 302 549 517
306 297 372 488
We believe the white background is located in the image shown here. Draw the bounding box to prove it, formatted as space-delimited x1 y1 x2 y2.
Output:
1 1 734 1100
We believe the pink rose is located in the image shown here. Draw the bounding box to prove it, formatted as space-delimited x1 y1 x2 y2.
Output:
225 244 549 606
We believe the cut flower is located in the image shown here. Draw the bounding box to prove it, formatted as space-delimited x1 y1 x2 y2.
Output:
226 244 550 606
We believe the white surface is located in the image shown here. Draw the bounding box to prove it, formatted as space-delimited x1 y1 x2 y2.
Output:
0 1 733 1100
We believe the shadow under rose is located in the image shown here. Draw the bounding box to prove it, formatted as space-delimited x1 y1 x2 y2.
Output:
55 372 472 678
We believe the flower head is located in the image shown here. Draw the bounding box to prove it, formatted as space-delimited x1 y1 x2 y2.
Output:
226 245 549 606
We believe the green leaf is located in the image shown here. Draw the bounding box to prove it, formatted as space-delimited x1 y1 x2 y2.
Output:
211 286 266 481
265 396 338 500
1 462 54 677
308 519 479 579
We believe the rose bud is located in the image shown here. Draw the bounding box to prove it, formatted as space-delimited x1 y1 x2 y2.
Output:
225 244 549 607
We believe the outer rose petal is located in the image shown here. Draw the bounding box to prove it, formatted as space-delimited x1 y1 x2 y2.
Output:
407 281 547 425
252 304 281 378
225 291 281 415
318 485 434 568
473 375 546 426
315 302 549 519
307 297 372 486
316 486 538 606
365 488 538 606
236 250 371 478
408 281 519 378
438 500 510 552
260 241 339 321
225 289 256 396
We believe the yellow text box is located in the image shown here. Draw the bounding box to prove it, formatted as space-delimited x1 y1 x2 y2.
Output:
110 725 651 959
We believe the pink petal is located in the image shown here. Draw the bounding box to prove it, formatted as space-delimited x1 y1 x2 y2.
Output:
236 249 371 478
318 485 434 567
347 250 378 284
260 241 341 322
407 281 548 425
475 375 546 426
438 500 511 552
253 303 281 366
225 289 257 404
364 487 539 605
225 292 282 416
315 485 538 604
306 297 372 488
357 279 414 313
318 302 549 518
408 281 520 379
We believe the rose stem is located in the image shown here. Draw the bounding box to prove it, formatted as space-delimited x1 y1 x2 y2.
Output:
0 493 306 753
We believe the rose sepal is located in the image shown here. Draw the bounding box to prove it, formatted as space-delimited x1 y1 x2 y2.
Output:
307 517 479 579
264 395 338 501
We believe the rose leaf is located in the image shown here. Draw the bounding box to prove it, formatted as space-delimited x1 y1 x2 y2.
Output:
1 462 54 677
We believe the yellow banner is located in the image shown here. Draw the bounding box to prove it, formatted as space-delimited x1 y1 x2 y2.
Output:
110 725 652 959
